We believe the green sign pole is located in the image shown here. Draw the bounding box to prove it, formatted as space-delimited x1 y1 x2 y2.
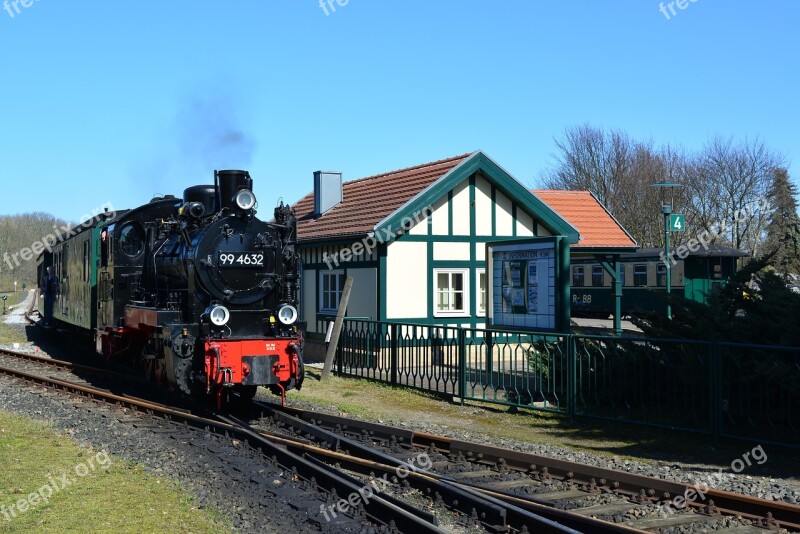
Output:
650 181 683 321
664 211 671 319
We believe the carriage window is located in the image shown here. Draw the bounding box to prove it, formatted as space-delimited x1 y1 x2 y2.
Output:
592 265 604 287
656 264 667 287
119 222 145 258
572 266 584 287
634 264 648 286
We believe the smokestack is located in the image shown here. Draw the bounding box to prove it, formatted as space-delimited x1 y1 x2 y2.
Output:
216 170 253 211
313 171 342 217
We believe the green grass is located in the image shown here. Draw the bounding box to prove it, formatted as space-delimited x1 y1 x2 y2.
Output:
0 325 26 347
0 324 26 344
0 293 24 305
0 411 231 533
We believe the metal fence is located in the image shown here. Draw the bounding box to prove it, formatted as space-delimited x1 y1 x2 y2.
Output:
335 319 800 448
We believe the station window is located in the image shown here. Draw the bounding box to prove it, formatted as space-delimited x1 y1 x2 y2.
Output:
572 266 585 287
656 264 667 287
477 268 487 315
633 264 648 287
319 271 345 314
592 265 604 287
434 269 468 316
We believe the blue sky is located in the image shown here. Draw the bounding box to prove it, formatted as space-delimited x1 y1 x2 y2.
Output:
1 1 797 222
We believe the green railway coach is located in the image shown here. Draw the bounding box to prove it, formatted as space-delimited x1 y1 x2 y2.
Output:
570 245 747 317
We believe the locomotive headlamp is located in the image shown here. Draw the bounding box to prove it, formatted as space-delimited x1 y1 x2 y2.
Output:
207 305 230 326
235 189 256 210
277 304 298 325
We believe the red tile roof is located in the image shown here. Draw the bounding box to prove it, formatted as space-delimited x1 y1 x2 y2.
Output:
533 190 637 249
294 153 472 241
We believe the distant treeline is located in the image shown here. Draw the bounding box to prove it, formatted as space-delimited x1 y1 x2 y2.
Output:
541 124 800 275
0 213 69 290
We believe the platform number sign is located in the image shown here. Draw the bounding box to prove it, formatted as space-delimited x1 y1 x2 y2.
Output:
669 214 686 232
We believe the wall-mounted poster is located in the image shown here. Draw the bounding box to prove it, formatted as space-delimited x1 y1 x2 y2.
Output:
487 237 567 331
527 262 539 313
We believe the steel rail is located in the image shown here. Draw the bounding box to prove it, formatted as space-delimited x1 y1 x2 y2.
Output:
0 364 444 533
270 403 800 531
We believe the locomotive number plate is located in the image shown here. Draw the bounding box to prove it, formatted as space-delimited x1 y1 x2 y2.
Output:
218 251 264 267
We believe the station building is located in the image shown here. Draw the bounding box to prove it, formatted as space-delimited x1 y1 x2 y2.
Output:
292 151 636 338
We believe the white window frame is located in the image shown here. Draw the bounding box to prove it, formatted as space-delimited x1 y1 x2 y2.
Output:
319 270 345 314
477 268 487 316
434 268 469 317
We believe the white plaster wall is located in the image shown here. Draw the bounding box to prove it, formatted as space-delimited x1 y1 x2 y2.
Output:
516 210 535 236
433 242 470 261
475 176 492 236
451 180 470 235
386 241 427 318
430 196 448 235
408 212 429 235
475 242 486 261
495 191 514 236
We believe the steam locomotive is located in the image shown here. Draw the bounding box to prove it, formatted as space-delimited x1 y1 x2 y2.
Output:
36 170 305 406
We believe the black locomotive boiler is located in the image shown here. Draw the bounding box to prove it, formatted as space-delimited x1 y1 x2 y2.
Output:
40 170 305 406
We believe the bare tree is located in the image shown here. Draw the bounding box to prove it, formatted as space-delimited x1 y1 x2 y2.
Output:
698 137 781 255
542 125 687 247
540 126 784 255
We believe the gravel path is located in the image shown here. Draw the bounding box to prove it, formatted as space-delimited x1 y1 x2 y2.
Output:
2 289 35 325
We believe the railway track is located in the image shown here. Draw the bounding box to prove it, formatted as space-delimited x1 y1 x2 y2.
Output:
5 318 798 533
248 403 800 534
0 349 632 532
0 358 444 532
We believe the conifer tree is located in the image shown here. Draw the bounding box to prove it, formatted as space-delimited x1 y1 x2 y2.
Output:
764 168 800 281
